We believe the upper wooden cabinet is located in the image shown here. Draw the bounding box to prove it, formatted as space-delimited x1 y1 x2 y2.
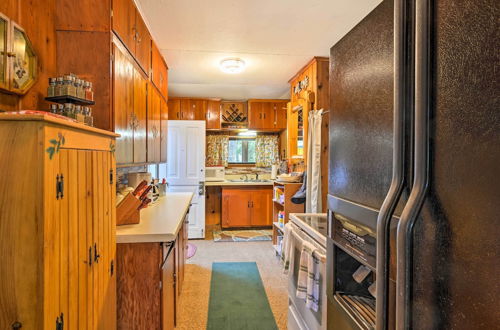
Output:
147 85 161 163
248 99 288 130
0 114 117 330
113 43 147 165
168 98 207 121
112 0 151 74
160 96 168 163
167 98 181 120
181 99 206 120
206 100 221 129
151 41 168 99
222 187 273 228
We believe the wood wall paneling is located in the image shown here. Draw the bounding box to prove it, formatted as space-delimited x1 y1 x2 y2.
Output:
56 31 112 130
205 186 222 226
56 0 111 31
0 0 57 112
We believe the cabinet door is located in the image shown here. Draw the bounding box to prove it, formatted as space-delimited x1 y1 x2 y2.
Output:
114 45 134 164
248 101 263 129
274 102 287 129
160 97 168 163
161 243 175 330
222 189 252 227
168 99 181 120
152 41 169 99
181 99 206 120
261 102 275 129
44 149 62 329
147 86 161 163
134 10 151 75
206 100 221 129
133 69 148 163
112 0 135 51
250 188 273 226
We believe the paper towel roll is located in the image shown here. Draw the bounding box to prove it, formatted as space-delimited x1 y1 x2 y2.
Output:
271 165 278 179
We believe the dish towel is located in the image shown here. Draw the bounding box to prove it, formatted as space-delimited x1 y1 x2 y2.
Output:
281 222 295 274
296 241 320 312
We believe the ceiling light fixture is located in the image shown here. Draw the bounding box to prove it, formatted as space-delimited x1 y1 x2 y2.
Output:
219 58 246 74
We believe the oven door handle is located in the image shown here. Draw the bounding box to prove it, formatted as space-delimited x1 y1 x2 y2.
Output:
375 0 410 327
395 0 430 327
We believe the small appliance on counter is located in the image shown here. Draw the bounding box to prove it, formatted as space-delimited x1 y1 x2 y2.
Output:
205 166 225 182
127 172 152 189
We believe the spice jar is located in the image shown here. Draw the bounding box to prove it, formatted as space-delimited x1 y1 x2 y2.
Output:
74 79 82 99
85 82 94 101
63 103 75 118
49 104 58 114
47 78 56 97
84 107 94 126
75 105 86 123
55 77 64 96
57 104 64 115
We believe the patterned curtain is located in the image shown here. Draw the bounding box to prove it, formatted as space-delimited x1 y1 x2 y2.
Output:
206 134 229 166
255 135 279 167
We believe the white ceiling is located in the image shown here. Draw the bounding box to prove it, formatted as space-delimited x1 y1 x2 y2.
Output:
136 0 381 100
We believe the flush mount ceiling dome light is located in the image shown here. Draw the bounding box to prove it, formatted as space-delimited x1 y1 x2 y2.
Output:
219 58 246 74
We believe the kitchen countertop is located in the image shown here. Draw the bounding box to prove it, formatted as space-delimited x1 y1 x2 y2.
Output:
205 180 274 186
116 192 193 243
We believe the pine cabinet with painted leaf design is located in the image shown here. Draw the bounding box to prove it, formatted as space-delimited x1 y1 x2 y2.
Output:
0 113 118 330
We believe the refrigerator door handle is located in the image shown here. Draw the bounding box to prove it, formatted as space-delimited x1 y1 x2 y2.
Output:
396 0 430 328
376 0 412 328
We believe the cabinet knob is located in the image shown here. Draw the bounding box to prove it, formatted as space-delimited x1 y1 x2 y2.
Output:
11 321 22 329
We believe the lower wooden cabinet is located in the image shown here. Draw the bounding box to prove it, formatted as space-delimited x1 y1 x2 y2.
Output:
117 215 188 329
221 187 273 228
0 114 117 329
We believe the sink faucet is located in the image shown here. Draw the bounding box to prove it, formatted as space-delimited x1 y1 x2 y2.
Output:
254 173 259 180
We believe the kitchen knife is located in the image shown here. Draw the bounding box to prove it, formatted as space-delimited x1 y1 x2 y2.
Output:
138 185 152 200
132 180 147 196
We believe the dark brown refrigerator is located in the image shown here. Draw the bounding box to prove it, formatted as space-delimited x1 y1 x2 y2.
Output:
326 0 499 329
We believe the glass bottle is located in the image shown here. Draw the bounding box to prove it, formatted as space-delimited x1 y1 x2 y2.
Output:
47 78 56 97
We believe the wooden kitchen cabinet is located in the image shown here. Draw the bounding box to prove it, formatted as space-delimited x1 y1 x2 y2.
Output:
112 0 151 74
0 114 117 330
117 215 188 330
148 85 162 163
152 41 169 99
160 96 168 163
113 42 148 165
168 98 181 120
222 187 273 228
248 99 289 130
180 98 207 120
206 99 222 129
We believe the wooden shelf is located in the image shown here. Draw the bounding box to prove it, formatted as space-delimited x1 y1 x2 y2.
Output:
271 182 304 246
45 95 96 105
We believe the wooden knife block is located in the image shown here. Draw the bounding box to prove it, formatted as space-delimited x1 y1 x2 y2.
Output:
116 193 142 226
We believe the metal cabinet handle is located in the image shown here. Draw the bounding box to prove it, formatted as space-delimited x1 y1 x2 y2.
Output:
375 0 410 328
395 0 430 328
94 243 100 263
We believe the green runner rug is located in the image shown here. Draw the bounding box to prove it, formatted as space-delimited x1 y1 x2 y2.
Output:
207 262 278 330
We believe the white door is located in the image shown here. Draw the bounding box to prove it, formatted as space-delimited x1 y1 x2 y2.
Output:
167 185 205 239
167 121 205 186
167 120 206 238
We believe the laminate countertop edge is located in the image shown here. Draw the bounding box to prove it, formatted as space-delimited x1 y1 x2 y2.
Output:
116 192 193 244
